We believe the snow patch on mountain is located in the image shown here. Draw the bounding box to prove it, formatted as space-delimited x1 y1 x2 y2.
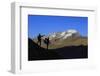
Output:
48 29 80 40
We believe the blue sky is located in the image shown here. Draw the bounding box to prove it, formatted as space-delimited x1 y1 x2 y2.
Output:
28 15 88 38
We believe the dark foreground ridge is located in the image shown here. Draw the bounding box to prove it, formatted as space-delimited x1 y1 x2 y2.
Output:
28 38 88 61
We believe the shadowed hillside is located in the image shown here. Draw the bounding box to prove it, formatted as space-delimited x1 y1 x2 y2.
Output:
28 38 61 60
28 38 88 61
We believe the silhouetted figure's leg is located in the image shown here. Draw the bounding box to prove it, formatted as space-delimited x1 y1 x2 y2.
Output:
40 40 41 47
37 40 39 44
37 34 41 46
47 37 50 50
47 44 48 50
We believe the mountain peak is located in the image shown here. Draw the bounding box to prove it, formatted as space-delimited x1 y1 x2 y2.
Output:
48 29 80 40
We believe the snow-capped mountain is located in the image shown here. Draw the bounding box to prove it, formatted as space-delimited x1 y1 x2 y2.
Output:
48 29 80 40
33 29 87 49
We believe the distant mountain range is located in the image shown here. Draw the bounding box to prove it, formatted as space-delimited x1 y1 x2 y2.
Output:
33 29 88 49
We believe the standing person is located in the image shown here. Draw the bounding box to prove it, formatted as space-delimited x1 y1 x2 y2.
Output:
37 33 44 46
44 37 50 50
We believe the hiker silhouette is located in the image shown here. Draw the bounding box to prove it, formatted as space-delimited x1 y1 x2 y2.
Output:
37 33 44 46
44 37 50 50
